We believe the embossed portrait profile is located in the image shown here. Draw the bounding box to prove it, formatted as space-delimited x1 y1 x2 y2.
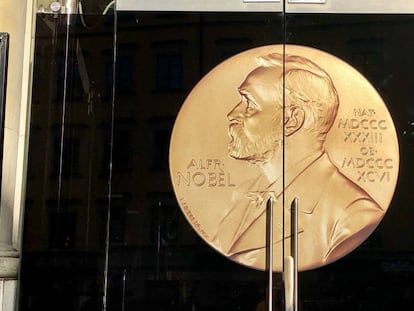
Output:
169 45 399 271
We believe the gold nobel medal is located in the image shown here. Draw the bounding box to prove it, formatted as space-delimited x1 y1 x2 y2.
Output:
169 45 399 271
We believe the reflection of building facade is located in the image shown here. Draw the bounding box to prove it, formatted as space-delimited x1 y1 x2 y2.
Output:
21 12 284 310
15 10 414 311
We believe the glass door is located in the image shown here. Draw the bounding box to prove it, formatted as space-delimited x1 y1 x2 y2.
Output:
20 2 117 310
284 1 414 310
108 1 285 310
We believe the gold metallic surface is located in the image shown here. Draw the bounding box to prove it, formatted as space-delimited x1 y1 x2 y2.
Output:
169 45 399 271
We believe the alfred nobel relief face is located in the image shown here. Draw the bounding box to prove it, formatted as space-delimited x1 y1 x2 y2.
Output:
227 66 283 164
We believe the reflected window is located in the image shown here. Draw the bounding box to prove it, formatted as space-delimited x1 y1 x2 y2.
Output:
53 51 84 102
156 54 183 90
103 49 114 100
100 126 111 177
101 118 135 175
116 55 135 95
152 128 170 171
48 200 77 249
103 45 137 98
152 40 187 91
109 194 129 246
113 129 132 173
52 136 81 178
149 117 173 172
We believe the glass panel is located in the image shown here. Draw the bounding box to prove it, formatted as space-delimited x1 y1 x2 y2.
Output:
107 11 285 311
285 13 414 310
19 8 116 310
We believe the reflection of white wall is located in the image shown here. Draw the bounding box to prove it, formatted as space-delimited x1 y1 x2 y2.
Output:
116 0 414 13
286 0 414 13
116 0 282 12
0 0 35 310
